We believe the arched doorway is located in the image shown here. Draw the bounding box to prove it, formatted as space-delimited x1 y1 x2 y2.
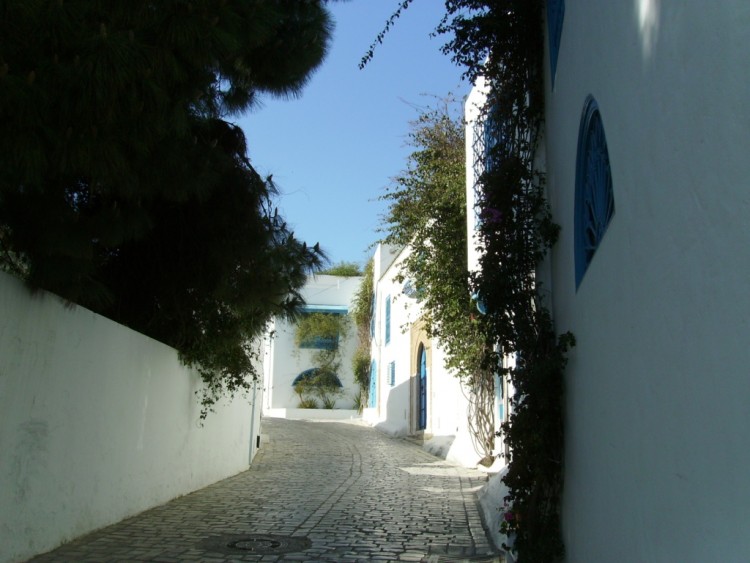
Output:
417 344 427 430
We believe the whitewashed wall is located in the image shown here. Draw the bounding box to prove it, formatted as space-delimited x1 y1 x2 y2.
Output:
0 271 258 563
262 274 362 411
367 245 418 435
544 2 750 561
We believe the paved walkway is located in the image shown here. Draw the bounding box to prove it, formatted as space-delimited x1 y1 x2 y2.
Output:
30 418 502 562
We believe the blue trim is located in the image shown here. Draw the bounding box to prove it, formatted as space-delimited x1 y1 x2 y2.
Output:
547 0 565 88
301 304 348 314
298 336 337 350
574 96 615 289
471 292 487 315
385 295 391 345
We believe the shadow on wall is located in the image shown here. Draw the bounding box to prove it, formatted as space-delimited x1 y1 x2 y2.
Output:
374 376 411 436
373 376 458 464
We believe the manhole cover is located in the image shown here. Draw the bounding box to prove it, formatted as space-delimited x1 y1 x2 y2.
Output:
201 533 311 555
229 536 283 552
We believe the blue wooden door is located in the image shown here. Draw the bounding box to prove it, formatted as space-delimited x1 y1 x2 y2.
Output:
418 345 427 430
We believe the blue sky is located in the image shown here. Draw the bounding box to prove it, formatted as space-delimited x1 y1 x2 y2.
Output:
237 1 467 269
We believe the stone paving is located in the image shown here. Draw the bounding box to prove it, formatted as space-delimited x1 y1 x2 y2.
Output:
29 418 502 562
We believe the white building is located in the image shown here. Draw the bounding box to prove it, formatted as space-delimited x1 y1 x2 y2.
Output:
363 243 495 467
262 274 362 414
470 2 750 561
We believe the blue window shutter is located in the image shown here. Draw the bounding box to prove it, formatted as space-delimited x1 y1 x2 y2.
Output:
369 360 377 408
385 296 391 344
547 0 565 87
389 361 395 386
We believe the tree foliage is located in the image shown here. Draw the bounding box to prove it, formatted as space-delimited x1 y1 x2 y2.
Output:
379 101 496 459
350 258 374 407
320 261 362 277
0 1 334 414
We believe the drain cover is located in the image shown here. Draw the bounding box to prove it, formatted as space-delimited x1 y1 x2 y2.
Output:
201 533 311 555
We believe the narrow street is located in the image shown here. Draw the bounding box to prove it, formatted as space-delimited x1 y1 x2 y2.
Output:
29 418 502 562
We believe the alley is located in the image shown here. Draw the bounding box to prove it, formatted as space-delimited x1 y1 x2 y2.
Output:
29 418 502 562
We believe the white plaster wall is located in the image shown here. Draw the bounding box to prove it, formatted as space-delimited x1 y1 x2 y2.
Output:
425 344 484 467
371 247 418 436
544 2 750 561
0 271 257 563
263 275 362 410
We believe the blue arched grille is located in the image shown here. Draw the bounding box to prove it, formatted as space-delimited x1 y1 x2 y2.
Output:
575 96 615 288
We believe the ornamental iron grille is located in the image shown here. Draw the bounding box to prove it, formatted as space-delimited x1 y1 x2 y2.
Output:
472 90 540 283
292 368 343 388
547 0 565 87
574 95 615 288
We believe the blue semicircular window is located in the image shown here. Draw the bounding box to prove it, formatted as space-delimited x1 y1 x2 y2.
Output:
574 95 615 289
292 368 342 387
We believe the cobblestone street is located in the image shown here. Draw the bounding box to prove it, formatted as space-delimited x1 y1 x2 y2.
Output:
29 418 502 562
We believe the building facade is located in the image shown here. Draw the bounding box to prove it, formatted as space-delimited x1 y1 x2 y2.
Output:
469 2 750 561
363 244 497 467
262 274 362 413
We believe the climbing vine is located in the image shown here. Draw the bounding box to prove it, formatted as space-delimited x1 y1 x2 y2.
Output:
365 2 575 561
293 312 349 408
378 101 497 463
351 258 375 410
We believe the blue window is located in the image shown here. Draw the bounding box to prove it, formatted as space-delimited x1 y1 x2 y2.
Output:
385 295 391 345
369 360 377 408
547 0 565 87
388 361 395 386
574 96 615 289
297 306 348 350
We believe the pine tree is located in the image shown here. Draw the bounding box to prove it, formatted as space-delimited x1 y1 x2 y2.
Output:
0 1 333 409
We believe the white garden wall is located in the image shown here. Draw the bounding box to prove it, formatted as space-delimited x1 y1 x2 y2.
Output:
543 2 750 561
0 271 259 563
